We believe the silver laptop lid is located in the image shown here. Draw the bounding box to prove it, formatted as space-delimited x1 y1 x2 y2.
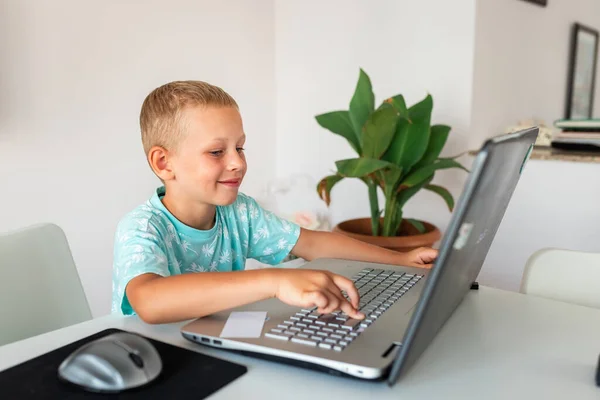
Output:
387 128 539 386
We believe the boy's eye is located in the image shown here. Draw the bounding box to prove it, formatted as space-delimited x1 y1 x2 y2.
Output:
236 147 245 153
209 150 224 156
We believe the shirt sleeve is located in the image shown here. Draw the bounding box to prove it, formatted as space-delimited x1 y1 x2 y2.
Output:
242 194 301 265
111 215 169 316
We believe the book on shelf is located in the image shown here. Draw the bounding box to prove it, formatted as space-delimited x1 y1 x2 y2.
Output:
554 131 600 140
554 118 600 131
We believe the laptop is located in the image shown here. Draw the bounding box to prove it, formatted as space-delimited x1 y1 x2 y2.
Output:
181 127 539 387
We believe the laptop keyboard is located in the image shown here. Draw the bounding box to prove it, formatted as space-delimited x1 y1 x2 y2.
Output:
264 268 424 351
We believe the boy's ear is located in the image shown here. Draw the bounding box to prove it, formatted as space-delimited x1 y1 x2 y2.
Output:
148 146 175 181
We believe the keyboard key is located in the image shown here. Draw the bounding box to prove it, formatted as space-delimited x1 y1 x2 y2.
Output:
333 346 343 351
271 328 283 333
303 329 315 335
302 319 313 324
330 334 343 340
284 330 297 336
344 336 354 342
297 333 309 339
309 325 321 330
290 327 301 332
322 327 334 332
296 323 308 328
290 316 301 321
311 336 324 342
316 331 328 337
291 337 317 346
265 333 290 341
341 319 361 330
325 338 337 344
319 343 332 350
317 314 339 325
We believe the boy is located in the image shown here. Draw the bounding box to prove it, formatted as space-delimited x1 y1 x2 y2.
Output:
112 81 438 324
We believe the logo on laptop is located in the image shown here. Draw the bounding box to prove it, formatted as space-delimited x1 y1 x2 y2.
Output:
453 223 474 250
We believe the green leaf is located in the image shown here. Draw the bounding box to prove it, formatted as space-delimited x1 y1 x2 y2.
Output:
349 69 375 138
380 166 403 196
408 93 433 120
396 174 434 209
361 104 398 159
385 94 409 119
382 94 433 171
401 158 468 188
335 158 395 178
405 218 426 234
425 184 455 211
315 111 361 154
413 124 451 170
316 174 344 206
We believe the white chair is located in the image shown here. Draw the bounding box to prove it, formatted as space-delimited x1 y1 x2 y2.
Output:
0 223 91 346
521 248 600 309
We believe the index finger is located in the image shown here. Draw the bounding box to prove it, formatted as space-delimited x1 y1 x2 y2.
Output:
330 273 360 309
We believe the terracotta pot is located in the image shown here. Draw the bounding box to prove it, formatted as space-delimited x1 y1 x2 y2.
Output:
333 218 441 253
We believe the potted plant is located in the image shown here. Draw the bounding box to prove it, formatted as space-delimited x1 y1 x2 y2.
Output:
315 69 468 252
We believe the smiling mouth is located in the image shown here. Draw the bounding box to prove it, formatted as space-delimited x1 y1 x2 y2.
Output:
218 179 242 187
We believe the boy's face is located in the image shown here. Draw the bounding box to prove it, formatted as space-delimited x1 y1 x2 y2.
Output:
168 106 247 206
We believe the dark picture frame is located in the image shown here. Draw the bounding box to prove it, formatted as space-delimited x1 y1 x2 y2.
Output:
519 0 547 7
565 23 599 119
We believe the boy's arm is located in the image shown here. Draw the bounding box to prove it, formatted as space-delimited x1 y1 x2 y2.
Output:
291 228 438 268
126 267 364 324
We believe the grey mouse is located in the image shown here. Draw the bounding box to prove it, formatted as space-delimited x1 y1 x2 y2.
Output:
58 332 162 393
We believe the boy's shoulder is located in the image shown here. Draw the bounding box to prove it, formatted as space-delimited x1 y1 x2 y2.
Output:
116 200 170 236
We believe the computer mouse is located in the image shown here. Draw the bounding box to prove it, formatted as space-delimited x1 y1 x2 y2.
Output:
58 332 162 393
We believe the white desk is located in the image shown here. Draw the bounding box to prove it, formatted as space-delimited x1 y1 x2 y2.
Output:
1 287 599 399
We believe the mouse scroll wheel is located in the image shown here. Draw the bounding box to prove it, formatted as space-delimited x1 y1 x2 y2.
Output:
129 352 145 368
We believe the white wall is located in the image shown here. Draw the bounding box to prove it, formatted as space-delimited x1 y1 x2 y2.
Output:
471 0 600 147
479 159 600 291
472 0 600 290
0 0 276 317
274 0 477 235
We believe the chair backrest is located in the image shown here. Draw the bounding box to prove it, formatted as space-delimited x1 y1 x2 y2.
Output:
0 223 91 346
521 248 600 309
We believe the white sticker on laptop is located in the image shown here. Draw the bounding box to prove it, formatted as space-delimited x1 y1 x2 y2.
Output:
453 222 474 250
220 311 267 338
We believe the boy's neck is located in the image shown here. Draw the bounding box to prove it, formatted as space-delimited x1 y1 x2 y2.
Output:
160 190 216 231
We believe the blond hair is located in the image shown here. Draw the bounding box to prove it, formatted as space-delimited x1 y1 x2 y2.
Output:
139 80 238 154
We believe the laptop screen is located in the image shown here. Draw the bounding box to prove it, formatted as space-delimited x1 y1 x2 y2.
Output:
387 128 539 386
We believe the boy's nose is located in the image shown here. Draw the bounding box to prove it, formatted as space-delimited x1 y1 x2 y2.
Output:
227 152 246 171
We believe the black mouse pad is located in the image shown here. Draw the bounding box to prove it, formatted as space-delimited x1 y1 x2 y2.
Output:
0 328 247 399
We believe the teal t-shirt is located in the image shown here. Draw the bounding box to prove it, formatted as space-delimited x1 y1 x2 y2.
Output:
111 187 301 315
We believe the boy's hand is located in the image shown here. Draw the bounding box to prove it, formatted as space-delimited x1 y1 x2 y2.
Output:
271 269 365 320
403 247 439 268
